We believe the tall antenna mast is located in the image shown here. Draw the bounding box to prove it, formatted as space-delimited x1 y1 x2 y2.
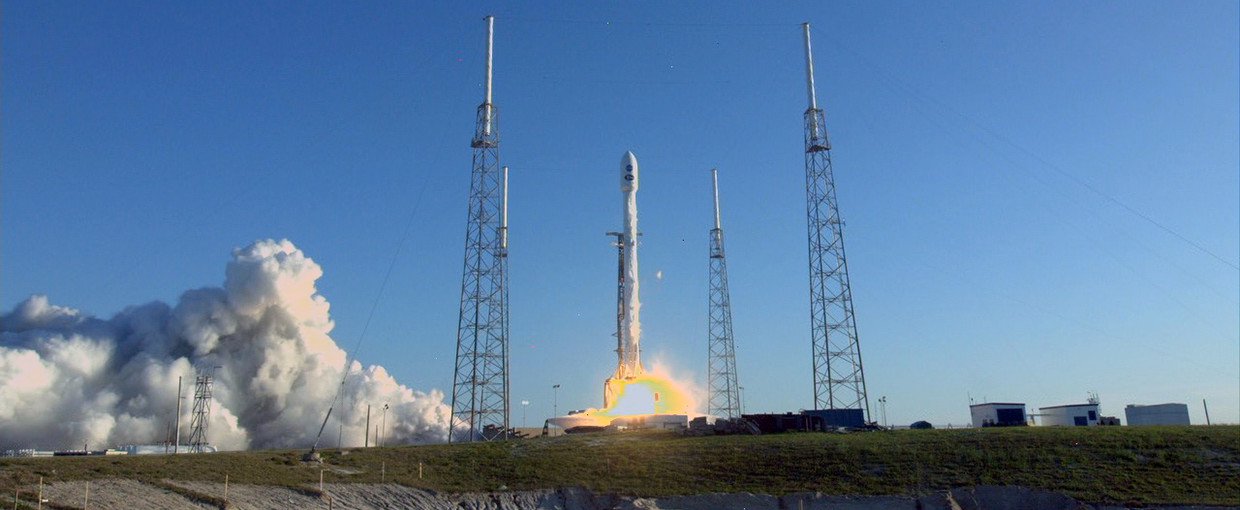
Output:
450 15 510 442
800 22 870 423
707 169 741 419
482 15 495 137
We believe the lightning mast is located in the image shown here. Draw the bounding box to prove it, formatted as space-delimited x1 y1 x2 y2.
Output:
706 169 741 419
187 366 217 453
800 23 870 420
450 15 510 442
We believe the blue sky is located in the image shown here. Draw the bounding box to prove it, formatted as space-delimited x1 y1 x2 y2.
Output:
3 1 1237 427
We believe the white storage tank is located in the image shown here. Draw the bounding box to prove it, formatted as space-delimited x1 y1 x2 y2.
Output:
970 402 1028 427
1125 403 1190 426
1038 403 1101 426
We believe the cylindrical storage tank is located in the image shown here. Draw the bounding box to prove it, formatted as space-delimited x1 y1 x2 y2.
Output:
1125 403 1190 426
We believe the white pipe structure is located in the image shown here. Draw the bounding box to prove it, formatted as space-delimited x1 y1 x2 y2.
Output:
802 22 820 139
711 168 722 230
173 376 182 454
500 166 509 251
482 15 495 136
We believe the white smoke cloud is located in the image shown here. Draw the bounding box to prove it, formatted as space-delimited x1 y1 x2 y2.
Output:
0 239 449 451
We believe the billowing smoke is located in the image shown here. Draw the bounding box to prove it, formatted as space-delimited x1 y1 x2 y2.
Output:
0 239 449 451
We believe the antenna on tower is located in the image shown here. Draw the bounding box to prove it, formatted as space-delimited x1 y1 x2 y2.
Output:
500 166 509 253
707 169 741 419
450 15 510 443
800 22 869 424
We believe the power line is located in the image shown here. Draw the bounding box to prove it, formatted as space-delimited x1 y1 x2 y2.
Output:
499 16 797 28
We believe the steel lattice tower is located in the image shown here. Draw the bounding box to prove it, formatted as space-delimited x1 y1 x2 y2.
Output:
449 15 510 443
800 23 870 419
706 169 741 419
187 367 215 453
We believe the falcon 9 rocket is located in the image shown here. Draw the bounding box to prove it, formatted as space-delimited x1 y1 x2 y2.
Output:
605 151 644 407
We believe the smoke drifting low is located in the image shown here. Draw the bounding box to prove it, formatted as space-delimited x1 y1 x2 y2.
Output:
0 239 449 451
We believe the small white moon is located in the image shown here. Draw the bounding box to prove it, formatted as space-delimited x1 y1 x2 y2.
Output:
655 270 664 280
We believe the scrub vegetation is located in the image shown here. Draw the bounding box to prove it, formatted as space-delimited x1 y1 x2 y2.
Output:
2 425 1236 507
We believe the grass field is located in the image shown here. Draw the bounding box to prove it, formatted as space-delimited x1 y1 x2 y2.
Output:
2 425 1237 506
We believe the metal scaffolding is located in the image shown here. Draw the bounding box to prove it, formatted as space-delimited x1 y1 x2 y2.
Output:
450 15 510 442
801 23 870 419
707 169 741 419
187 367 216 453
606 231 626 368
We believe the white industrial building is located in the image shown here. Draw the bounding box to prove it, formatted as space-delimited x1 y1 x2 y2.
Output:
1125 403 1190 426
970 402 1028 427
1038 402 1101 426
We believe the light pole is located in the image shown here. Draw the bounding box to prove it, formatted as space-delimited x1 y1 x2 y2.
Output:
552 384 561 417
521 400 530 428
380 403 389 446
878 396 888 428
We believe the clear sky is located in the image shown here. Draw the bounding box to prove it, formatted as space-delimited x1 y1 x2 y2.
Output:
3 1 1237 428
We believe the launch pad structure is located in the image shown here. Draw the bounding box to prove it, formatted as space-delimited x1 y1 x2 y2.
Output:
447 17 873 438
187 366 217 454
449 15 511 443
800 23 870 422
706 169 741 420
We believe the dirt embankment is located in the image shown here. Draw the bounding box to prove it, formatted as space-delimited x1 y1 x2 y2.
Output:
23 481 1238 510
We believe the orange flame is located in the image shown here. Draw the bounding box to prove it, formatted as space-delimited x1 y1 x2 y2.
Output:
600 372 695 417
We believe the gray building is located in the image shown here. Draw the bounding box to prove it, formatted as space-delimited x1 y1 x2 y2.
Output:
970 402 1028 427
1125 403 1190 426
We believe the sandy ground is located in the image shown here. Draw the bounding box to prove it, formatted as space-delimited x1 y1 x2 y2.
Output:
23 481 1237 510
173 481 576 509
31 479 215 509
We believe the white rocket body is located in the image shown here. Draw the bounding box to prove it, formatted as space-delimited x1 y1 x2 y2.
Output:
617 151 643 380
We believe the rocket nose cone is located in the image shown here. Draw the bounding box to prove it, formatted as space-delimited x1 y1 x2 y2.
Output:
621 151 639 192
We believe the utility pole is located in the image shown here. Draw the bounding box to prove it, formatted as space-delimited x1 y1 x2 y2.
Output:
449 14 510 443
379 404 388 447
364 404 371 447
800 22 869 421
552 384 560 417
878 396 888 428
174 376 182 454
738 386 745 415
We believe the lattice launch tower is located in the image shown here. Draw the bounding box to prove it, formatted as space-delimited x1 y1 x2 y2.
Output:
449 15 510 442
706 169 741 419
800 23 870 420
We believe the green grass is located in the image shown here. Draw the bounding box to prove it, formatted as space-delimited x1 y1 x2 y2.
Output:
1 426 1237 506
